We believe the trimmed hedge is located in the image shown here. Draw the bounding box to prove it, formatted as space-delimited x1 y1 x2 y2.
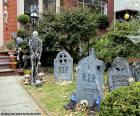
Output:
100 82 140 116
17 14 30 25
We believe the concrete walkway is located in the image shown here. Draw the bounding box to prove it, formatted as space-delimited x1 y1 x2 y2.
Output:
0 76 43 116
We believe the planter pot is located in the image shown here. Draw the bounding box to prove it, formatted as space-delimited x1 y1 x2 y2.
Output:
8 50 16 56
10 55 16 62
10 62 17 69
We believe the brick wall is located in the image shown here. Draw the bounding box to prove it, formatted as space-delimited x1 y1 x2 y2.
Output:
64 0 76 9
4 0 17 42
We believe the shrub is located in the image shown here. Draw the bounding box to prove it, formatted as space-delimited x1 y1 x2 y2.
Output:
24 70 32 75
17 28 31 38
96 15 109 28
6 39 16 50
93 19 140 63
38 7 98 57
17 14 30 25
100 82 140 116
17 29 27 38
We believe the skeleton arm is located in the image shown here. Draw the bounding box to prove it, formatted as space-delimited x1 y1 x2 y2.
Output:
37 39 42 61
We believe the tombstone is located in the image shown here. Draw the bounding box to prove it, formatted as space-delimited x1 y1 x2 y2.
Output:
76 48 105 106
54 50 73 81
109 57 134 91
131 62 140 82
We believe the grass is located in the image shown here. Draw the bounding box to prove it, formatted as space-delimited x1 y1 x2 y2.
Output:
24 76 77 115
23 67 109 116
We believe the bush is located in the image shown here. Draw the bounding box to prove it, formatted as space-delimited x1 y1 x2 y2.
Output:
93 19 140 63
17 28 31 38
6 39 16 50
24 70 32 75
100 82 140 116
17 14 30 25
17 29 27 38
96 15 109 28
38 7 98 57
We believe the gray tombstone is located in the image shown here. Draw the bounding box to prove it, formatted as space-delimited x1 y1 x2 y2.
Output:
76 48 105 106
131 62 140 82
109 57 133 91
54 50 73 81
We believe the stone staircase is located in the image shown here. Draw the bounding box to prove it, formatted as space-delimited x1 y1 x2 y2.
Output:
0 50 16 76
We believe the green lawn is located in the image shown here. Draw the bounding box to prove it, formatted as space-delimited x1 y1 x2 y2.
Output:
23 70 109 116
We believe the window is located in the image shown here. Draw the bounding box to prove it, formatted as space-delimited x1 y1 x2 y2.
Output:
43 0 56 12
78 0 107 14
24 0 38 15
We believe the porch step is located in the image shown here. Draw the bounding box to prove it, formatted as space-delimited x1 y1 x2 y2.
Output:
0 50 17 76
0 51 9 56
0 62 11 69
0 56 10 58
0 69 16 76
0 56 10 62
0 50 16 56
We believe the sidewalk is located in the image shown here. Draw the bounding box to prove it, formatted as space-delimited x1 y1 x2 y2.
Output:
0 76 43 116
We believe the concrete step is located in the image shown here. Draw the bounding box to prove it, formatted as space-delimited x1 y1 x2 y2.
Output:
0 51 9 56
0 69 16 76
0 56 10 62
0 50 16 56
0 62 11 69
0 56 10 58
0 56 16 62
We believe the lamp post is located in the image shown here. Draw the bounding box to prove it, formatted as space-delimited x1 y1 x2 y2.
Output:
30 4 39 31
31 12 39 31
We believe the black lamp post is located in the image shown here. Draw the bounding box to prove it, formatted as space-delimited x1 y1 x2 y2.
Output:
31 12 39 31
30 4 39 31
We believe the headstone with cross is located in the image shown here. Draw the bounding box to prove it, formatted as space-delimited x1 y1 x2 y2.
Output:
109 57 134 91
76 48 105 106
54 50 73 81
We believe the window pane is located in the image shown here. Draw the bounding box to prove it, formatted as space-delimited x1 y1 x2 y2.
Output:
24 0 38 15
43 0 56 12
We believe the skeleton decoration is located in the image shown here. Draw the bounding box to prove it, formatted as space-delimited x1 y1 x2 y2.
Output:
3 0 8 24
3 6 8 24
15 36 23 68
16 37 23 53
3 0 8 4
30 31 42 85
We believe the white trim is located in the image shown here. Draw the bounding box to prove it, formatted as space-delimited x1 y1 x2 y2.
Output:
56 0 60 13
114 0 140 12
17 0 24 29
39 0 43 15
0 0 4 47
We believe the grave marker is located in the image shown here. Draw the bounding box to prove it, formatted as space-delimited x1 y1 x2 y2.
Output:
109 57 133 91
76 48 105 105
54 50 73 81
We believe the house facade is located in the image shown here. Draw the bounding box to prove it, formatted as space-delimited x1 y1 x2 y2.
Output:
108 0 140 24
1 0 140 48
0 0 61 48
0 0 107 48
